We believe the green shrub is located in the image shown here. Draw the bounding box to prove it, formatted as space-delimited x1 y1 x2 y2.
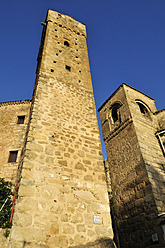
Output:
3 229 10 238
0 178 13 229
110 196 114 206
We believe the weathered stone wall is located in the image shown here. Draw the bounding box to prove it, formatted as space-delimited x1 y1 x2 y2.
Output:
124 85 165 215
2 8 164 248
8 10 113 248
0 100 31 182
99 84 165 248
155 109 165 130
0 100 31 248
0 229 9 248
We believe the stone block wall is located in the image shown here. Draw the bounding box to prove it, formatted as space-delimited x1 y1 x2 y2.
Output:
124 85 165 215
154 109 165 130
0 100 31 182
7 10 113 248
0 229 10 248
0 100 31 248
99 84 165 248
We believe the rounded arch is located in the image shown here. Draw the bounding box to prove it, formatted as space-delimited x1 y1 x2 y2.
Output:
110 102 122 123
135 99 151 119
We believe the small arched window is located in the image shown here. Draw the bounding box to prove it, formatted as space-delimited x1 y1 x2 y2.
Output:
136 100 151 119
111 103 121 123
64 41 70 47
156 130 165 156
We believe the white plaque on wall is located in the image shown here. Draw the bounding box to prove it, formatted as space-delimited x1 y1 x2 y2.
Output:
93 215 101 224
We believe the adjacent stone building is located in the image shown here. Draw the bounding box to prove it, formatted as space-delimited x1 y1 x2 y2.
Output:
0 100 31 247
0 9 164 248
99 84 165 248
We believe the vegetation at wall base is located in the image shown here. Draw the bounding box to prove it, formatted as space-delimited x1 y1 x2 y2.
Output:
110 197 114 206
3 229 10 238
109 191 114 207
0 178 13 229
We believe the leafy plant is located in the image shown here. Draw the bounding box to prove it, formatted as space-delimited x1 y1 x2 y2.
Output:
3 229 10 238
0 178 13 229
110 196 114 206
109 191 114 206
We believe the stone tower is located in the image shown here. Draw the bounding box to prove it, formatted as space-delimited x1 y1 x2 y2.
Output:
8 10 114 248
99 84 165 248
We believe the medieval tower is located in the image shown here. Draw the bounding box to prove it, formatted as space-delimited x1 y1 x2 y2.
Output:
0 9 114 248
0 9 165 248
99 84 165 248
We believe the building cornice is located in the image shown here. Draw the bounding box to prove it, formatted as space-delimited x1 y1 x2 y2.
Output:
0 100 31 107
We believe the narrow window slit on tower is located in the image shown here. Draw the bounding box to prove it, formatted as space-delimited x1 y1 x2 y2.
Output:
59 50 62 53
17 115 25 124
51 69 54 72
75 43 77 45
65 65 71 71
56 53 58 56
79 70 81 73
53 61 56 63
76 56 78 58
8 151 18 163
64 41 70 47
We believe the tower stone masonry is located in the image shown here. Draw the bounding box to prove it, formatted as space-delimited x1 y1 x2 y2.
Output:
99 84 165 248
0 9 165 248
2 9 114 248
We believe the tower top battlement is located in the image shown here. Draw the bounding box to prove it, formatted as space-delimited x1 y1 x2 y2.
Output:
46 9 86 37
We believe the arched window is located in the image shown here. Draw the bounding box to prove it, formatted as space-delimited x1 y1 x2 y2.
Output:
111 103 121 123
136 100 151 119
64 41 70 47
157 131 165 155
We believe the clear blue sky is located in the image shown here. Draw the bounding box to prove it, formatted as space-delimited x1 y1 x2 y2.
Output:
1 0 165 158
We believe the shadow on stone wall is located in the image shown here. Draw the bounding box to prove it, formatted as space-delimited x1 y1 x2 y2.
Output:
111 160 165 248
20 239 116 248
69 238 116 248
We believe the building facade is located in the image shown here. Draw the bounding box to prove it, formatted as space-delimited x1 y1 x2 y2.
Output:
99 84 165 248
0 9 165 248
0 9 114 248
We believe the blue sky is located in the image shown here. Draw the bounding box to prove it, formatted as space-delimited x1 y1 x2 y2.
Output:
1 0 165 158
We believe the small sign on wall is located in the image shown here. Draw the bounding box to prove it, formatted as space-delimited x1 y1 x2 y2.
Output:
152 233 158 242
93 215 101 224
